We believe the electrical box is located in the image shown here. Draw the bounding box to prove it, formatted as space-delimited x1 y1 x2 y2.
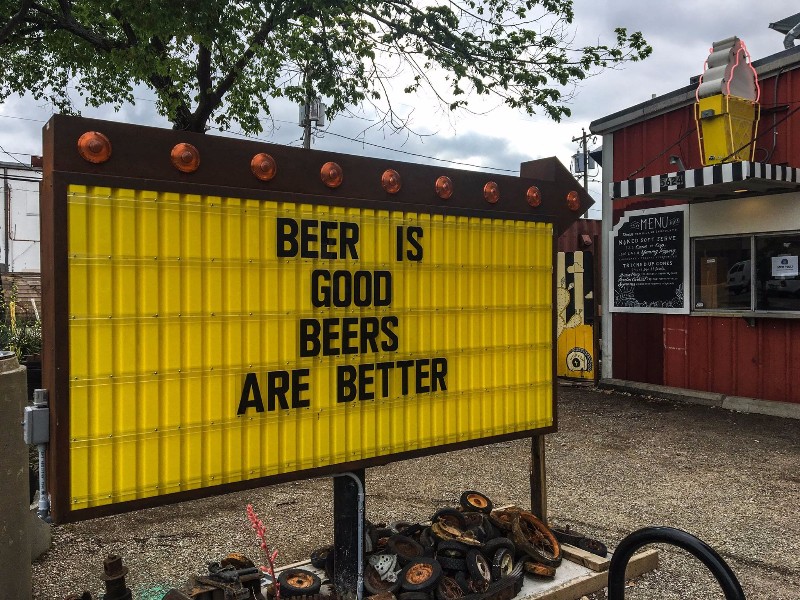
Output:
23 404 49 445
298 98 327 126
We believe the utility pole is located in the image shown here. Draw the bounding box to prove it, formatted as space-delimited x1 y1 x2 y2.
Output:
303 68 313 150
572 128 591 218
572 127 589 192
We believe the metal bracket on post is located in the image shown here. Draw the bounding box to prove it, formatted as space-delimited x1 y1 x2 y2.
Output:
333 470 365 600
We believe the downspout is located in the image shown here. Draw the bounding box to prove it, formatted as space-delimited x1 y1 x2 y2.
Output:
600 135 614 380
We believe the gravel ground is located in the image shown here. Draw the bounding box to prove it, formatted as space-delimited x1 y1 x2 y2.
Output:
33 383 800 600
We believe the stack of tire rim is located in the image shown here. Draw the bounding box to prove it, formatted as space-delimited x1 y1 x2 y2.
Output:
305 491 563 600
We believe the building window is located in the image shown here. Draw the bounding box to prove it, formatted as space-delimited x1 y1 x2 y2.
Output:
694 237 751 310
755 233 800 312
693 233 800 313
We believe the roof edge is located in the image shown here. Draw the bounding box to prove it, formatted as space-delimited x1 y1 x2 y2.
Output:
590 44 800 135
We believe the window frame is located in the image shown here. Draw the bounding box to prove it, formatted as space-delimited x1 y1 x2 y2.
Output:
691 230 800 318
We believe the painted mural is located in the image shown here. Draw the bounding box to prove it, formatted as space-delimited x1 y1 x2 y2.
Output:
557 251 595 380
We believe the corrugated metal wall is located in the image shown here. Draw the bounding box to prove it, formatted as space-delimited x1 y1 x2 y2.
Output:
610 66 800 402
557 218 601 252
663 315 800 402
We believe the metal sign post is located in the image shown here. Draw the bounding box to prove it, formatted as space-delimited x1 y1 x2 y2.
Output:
333 471 365 600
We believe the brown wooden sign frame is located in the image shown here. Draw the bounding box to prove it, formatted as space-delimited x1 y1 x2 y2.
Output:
41 114 591 522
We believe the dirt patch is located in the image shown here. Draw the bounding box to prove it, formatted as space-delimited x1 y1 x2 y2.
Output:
32 384 800 599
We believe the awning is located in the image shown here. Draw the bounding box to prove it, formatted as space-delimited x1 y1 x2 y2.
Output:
611 161 800 201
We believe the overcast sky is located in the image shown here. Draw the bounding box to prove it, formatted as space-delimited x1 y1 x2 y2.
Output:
1 1 798 219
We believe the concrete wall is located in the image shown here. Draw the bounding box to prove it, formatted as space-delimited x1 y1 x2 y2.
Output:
0 353 32 599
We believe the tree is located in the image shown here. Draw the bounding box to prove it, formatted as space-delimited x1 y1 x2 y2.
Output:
0 1 651 134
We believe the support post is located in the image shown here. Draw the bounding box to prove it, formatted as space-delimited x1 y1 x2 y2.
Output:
530 435 547 524
333 469 365 600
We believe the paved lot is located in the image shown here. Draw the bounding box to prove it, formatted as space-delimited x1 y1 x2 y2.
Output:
33 383 800 599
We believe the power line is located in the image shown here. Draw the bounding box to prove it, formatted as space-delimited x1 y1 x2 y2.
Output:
319 129 518 173
0 113 46 124
0 111 519 173
718 103 800 163
0 143 29 167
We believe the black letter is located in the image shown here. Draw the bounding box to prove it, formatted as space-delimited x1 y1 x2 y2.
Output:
238 372 264 414
374 271 392 306
337 365 357 402
376 362 394 398
322 318 341 356
360 317 380 353
341 222 359 259
353 271 372 307
311 270 331 308
299 319 321 357
267 370 291 410
342 317 359 354
320 221 337 259
381 316 399 352
431 358 448 392
406 226 423 261
359 363 375 401
300 219 318 258
415 359 430 393
277 218 298 257
332 270 351 308
396 360 414 395
292 369 310 408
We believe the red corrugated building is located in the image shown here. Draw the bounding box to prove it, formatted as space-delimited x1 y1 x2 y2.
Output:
590 40 800 412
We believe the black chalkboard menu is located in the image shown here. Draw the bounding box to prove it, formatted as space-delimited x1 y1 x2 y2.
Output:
610 206 689 313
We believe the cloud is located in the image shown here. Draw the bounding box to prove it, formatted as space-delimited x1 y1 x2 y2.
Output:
2 0 798 222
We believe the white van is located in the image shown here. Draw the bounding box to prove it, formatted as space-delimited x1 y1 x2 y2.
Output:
727 260 750 294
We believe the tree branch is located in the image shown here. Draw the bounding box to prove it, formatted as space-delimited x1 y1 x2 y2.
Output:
148 34 193 130
110 8 138 46
31 0 123 51
189 5 295 130
0 0 34 45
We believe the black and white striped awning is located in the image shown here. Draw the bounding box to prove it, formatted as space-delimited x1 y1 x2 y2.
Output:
612 162 800 200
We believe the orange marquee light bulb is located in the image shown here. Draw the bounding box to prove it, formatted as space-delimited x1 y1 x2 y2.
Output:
321 162 343 188
77 131 112 164
251 153 277 181
527 186 542 207
566 190 581 211
435 176 453 200
171 143 200 173
483 181 500 204
382 169 402 194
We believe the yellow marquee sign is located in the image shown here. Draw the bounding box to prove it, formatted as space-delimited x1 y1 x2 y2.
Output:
66 186 554 511
43 115 593 521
